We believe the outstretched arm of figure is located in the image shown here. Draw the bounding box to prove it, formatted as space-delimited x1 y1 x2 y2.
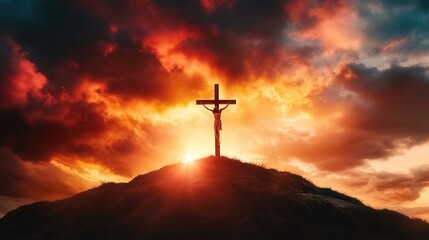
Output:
202 104 212 111
220 103 230 111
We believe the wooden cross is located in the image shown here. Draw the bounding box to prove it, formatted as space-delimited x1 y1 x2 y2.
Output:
196 84 236 158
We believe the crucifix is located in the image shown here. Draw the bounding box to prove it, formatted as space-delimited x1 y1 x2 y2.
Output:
196 84 236 158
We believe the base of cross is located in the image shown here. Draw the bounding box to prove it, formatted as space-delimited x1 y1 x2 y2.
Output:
215 129 221 158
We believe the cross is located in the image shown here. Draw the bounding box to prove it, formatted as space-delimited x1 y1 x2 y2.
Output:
196 84 236 158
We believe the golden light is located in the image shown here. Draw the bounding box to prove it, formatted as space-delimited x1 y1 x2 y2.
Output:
182 151 196 164
50 158 129 184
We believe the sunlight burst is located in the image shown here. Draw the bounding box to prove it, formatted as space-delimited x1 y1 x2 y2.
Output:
182 151 196 164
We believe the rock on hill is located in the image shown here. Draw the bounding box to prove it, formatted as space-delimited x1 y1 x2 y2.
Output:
1 157 428 239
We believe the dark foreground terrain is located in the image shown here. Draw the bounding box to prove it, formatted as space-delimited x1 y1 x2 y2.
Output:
1 157 428 239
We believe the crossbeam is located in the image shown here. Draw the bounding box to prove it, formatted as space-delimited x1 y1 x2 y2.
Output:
196 100 236 105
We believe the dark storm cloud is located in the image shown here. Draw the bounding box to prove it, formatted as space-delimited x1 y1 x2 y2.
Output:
82 0 321 82
0 0 196 103
0 0 110 90
0 148 78 199
339 63 429 138
0 0 331 102
0 95 157 177
0 100 109 162
160 0 324 80
357 0 429 54
318 63 429 169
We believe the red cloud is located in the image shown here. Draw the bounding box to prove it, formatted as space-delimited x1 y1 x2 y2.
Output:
200 0 233 11
0 37 46 109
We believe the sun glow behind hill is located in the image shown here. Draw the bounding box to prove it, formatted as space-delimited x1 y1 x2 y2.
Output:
182 152 197 164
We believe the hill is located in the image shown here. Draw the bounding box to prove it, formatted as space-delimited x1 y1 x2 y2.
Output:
1 157 428 239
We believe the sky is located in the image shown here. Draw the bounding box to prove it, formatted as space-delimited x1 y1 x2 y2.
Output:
0 0 429 220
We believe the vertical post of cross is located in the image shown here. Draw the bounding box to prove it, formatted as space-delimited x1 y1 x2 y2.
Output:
214 84 220 158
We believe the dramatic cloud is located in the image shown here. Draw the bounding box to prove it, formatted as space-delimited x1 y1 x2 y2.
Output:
0 147 87 200
255 63 429 171
343 165 429 203
338 63 429 137
0 37 46 109
357 0 429 55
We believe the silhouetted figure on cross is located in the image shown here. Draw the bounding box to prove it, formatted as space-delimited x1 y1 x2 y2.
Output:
202 103 230 144
196 84 236 158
